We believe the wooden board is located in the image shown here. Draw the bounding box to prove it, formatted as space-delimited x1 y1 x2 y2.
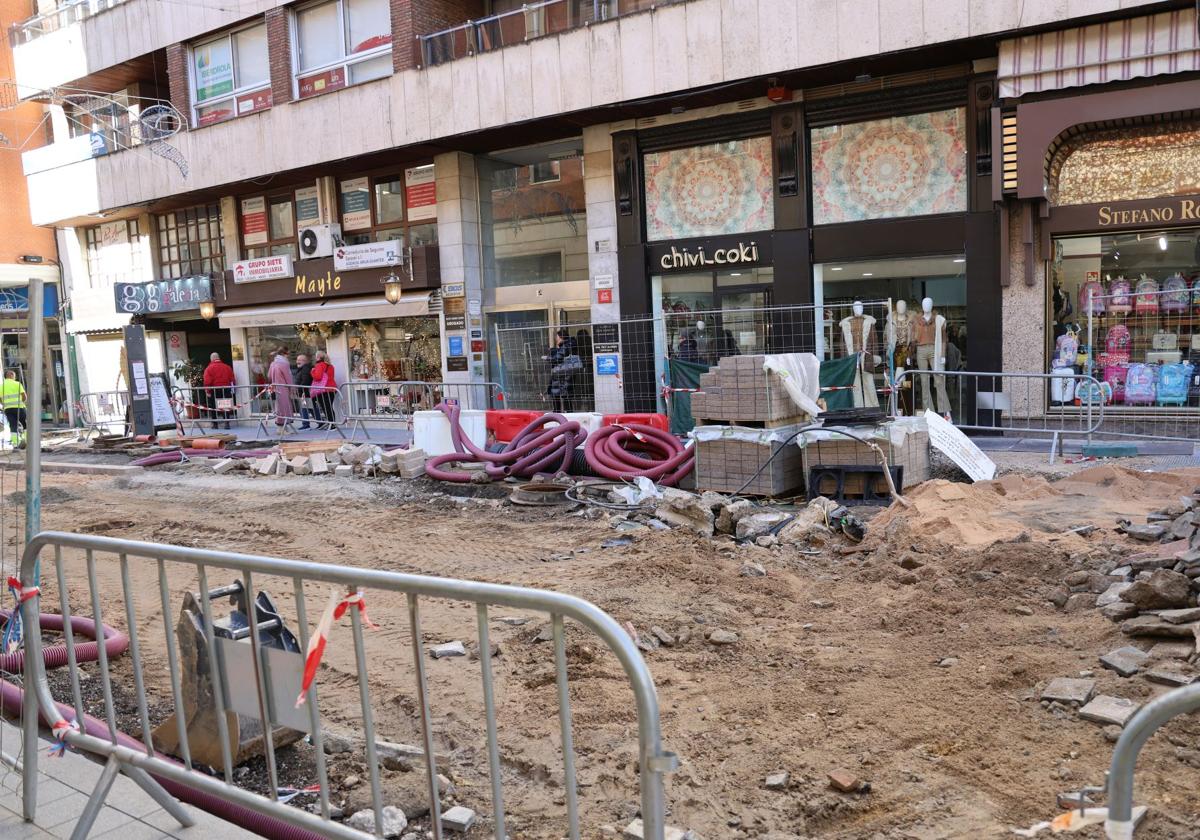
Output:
279 440 346 458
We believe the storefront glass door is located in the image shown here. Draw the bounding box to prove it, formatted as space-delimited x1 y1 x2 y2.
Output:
487 309 549 408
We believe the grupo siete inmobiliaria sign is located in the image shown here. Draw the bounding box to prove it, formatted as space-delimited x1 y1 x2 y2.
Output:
114 276 213 315
232 254 294 283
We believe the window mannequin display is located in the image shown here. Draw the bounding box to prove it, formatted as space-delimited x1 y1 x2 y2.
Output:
886 300 916 415
914 296 951 418
839 301 880 408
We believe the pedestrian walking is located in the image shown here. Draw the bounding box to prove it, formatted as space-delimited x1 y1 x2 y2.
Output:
294 353 315 430
1 371 26 449
544 328 580 413
202 352 236 430
267 347 296 431
310 350 337 426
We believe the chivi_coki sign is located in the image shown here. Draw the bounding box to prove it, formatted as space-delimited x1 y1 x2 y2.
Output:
655 240 763 270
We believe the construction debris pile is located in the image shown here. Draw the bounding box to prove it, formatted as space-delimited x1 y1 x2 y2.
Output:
225 443 428 480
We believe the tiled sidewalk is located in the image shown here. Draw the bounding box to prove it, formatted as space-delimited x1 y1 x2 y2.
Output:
0 720 257 840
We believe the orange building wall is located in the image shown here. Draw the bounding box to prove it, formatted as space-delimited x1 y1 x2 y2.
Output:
0 0 57 266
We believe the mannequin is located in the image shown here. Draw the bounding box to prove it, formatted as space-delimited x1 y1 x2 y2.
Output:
694 319 710 364
914 296 950 417
839 301 879 408
886 300 916 415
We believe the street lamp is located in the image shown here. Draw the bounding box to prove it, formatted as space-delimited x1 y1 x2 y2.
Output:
199 300 216 320
381 269 403 304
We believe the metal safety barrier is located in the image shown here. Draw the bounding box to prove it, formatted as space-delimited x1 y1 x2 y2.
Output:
171 384 272 436
1105 682 1200 839
75 391 131 440
891 369 1105 462
17 531 674 839
338 381 502 440
251 383 347 440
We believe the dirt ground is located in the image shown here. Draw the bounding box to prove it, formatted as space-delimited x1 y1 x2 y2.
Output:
5 460 1200 839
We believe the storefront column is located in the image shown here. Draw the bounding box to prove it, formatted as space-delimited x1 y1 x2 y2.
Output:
219 197 240 265
583 124 624 414
434 151 484 386
228 327 249 388
1002 202 1046 417
328 333 351 393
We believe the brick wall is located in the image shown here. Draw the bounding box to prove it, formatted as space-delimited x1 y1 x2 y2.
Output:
267 7 293 106
165 42 190 125
392 0 484 71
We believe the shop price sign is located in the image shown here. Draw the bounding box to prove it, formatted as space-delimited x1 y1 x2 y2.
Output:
232 255 294 283
115 276 213 315
241 197 268 247
333 240 402 271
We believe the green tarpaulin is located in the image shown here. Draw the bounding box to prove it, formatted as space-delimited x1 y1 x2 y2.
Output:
819 354 861 411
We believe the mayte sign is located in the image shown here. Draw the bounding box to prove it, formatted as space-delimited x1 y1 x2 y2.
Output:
115 276 213 315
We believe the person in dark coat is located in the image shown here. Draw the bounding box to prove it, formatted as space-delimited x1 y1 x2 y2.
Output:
294 353 314 429
545 328 579 413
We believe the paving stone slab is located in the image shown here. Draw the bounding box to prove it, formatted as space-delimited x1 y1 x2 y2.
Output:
1100 646 1151 677
1041 677 1096 705
1079 695 1141 727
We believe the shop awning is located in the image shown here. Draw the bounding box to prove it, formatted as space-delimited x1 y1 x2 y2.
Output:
998 8 1200 99
66 314 130 335
217 293 432 329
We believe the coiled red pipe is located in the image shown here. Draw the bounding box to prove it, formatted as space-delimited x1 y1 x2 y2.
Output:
424 402 585 483
0 611 326 840
132 449 272 468
584 424 695 486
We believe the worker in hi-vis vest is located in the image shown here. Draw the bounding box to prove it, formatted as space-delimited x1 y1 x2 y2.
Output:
1 371 27 448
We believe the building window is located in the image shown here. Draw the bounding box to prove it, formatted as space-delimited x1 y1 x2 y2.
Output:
530 160 561 184
338 166 439 248
84 219 147 289
643 136 774 241
810 108 968 225
155 204 225 279
191 22 271 127
240 193 298 260
294 0 391 100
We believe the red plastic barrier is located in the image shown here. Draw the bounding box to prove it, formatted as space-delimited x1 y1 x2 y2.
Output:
602 413 669 433
486 409 542 443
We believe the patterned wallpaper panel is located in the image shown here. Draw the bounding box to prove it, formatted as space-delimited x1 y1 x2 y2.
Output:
643 136 774 242
811 108 968 225
1051 122 1200 206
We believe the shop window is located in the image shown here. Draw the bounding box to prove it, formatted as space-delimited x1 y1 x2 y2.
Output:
1049 121 1200 207
348 318 442 381
294 0 391 100
155 205 225 279
497 253 563 287
240 193 298 260
191 22 271 127
643 137 774 242
1050 229 1200 411
338 167 439 248
810 108 967 225
84 219 148 289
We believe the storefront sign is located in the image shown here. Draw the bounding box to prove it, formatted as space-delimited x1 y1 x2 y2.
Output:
447 336 464 356
444 314 465 330
596 354 619 375
194 40 234 102
297 66 346 100
333 240 401 271
593 323 618 353
470 339 484 353
405 165 436 221
241 197 268 247
237 89 271 116
597 289 613 304
1097 199 1200 227
218 254 438 307
295 186 321 228
446 356 468 372
294 271 341 297
0 284 59 318
114 276 213 315
470 329 482 339
468 299 481 315
443 297 465 316
442 282 465 298
655 240 762 270
232 255 294 283
340 176 371 231
593 274 614 289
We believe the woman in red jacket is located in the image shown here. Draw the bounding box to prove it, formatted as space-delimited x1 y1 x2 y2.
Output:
310 351 337 425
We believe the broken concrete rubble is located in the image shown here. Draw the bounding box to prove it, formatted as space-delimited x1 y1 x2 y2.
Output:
1121 569 1192 609
654 488 717 537
735 511 790 541
1120 615 1200 639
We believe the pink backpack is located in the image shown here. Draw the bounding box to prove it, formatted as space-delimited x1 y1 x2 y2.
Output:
1124 363 1157 405
1079 279 1106 315
1134 277 1160 314
1108 277 1132 313
1163 274 1189 312
1103 325 1130 364
1053 331 1078 367
1103 363 1128 403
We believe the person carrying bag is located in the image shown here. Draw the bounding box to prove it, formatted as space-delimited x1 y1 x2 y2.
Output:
310 351 337 426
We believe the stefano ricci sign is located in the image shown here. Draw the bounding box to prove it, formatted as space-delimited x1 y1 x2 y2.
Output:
655 240 763 271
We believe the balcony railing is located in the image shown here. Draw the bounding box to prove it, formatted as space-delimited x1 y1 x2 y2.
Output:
417 0 677 67
8 0 128 47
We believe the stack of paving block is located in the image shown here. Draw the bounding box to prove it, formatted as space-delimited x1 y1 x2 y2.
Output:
692 424 806 497
801 423 930 495
381 447 427 478
690 355 809 426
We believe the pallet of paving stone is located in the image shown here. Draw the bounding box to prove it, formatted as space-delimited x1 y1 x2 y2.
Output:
692 424 806 497
690 354 811 426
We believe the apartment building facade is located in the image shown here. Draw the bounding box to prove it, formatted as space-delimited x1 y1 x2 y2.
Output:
9 0 1200 417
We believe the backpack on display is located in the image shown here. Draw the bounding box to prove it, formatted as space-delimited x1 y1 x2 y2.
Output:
1103 325 1131 363
1051 368 1076 404
1079 279 1106 315
1053 330 1079 368
1162 275 1189 312
1074 378 1112 406
1108 277 1132 313
1103 363 1128 403
1123 363 1158 405
1157 363 1193 406
1189 351 1200 400
1134 277 1160 314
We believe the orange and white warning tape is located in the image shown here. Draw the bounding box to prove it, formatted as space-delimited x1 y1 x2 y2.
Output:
295 589 378 708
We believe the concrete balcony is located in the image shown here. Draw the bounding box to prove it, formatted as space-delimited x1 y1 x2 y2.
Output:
22 0 1169 226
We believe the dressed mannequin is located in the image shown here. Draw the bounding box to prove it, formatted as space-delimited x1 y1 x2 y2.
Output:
914 296 950 417
694 320 710 364
886 300 916 415
839 301 880 408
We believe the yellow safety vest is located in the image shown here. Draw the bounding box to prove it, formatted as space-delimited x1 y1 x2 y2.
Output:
1 379 26 409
